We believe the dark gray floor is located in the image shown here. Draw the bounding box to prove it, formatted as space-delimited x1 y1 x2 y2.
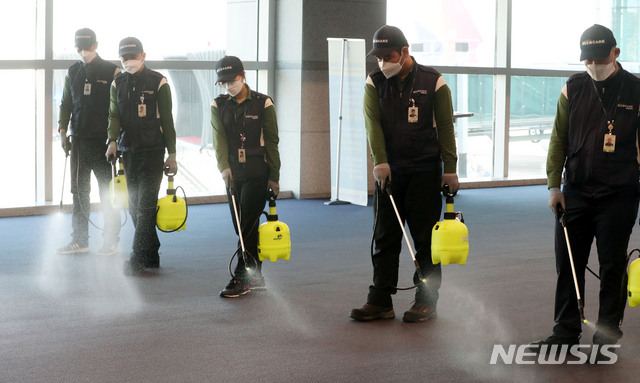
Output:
2 185 640 382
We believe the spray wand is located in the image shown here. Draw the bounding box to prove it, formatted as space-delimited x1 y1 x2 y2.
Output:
557 204 588 325
59 152 69 211
385 180 427 285
229 184 254 275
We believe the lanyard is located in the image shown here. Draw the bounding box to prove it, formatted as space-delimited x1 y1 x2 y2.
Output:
590 79 623 133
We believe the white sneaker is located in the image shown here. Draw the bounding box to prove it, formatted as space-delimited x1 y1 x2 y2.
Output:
97 243 118 256
56 242 90 254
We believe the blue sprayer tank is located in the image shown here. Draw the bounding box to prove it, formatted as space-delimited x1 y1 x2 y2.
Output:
431 186 469 266
258 194 291 262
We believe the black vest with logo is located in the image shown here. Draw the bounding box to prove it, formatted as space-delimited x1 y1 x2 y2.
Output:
370 60 441 173
67 56 117 138
215 90 269 181
565 66 640 195
114 67 164 152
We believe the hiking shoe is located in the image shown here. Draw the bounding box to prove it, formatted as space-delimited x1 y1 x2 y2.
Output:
349 304 395 321
249 275 266 290
97 243 118 256
402 302 437 323
123 259 145 276
220 278 251 298
527 335 580 353
56 242 90 254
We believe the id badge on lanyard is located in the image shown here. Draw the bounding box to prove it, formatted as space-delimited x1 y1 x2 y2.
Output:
138 94 146 117
408 98 418 123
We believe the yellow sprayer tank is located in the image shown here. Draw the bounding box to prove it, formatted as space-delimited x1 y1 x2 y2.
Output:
431 195 469 266
628 258 640 307
258 197 291 262
156 174 187 232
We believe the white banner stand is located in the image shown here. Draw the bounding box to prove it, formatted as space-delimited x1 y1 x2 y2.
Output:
326 38 368 206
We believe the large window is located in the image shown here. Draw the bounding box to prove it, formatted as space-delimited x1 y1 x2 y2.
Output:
389 0 640 181
0 0 271 208
388 0 497 68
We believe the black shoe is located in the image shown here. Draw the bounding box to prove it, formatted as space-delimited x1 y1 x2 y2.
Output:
402 302 437 323
123 260 145 276
349 304 395 321
528 335 580 353
249 275 266 290
220 278 251 298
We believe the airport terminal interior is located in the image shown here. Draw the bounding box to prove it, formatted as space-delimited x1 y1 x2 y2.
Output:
3 0 640 382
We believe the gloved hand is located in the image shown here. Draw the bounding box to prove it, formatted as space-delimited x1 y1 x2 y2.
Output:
60 130 71 156
268 180 280 196
373 163 391 190
221 168 233 189
441 173 460 194
164 152 178 175
549 187 565 218
105 141 117 162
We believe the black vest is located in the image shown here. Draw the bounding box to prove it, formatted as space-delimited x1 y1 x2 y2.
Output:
565 66 640 195
215 90 269 180
67 56 117 138
114 67 164 152
370 60 441 173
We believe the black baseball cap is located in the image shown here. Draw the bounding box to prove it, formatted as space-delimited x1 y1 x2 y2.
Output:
368 25 409 57
75 28 96 50
580 24 616 61
119 37 144 57
216 55 244 83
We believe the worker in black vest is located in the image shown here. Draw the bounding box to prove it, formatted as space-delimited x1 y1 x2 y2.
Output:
530 24 640 356
106 37 177 275
351 26 459 323
211 56 281 297
57 28 121 256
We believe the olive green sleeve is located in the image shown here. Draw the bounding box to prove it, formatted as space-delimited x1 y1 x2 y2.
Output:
546 89 569 189
58 74 72 133
433 82 458 173
263 102 281 182
157 82 176 154
211 101 230 172
107 82 120 142
363 80 387 165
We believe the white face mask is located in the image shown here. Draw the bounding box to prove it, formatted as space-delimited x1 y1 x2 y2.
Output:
225 79 244 97
122 59 143 74
79 50 97 63
586 61 616 81
378 55 406 79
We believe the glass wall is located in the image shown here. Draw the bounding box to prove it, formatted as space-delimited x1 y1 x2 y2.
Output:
52 1 229 61
0 71 36 207
389 0 640 181
0 0 271 208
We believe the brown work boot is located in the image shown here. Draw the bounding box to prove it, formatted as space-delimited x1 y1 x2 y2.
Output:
350 304 395 321
402 302 437 323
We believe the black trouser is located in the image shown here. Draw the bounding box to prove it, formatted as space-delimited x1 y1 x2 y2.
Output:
367 169 443 308
226 175 268 279
122 149 164 266
69 136 120 247
553 185 639 343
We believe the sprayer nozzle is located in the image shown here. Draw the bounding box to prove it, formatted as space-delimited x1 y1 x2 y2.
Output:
583 319 588 324
422 279 427 284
